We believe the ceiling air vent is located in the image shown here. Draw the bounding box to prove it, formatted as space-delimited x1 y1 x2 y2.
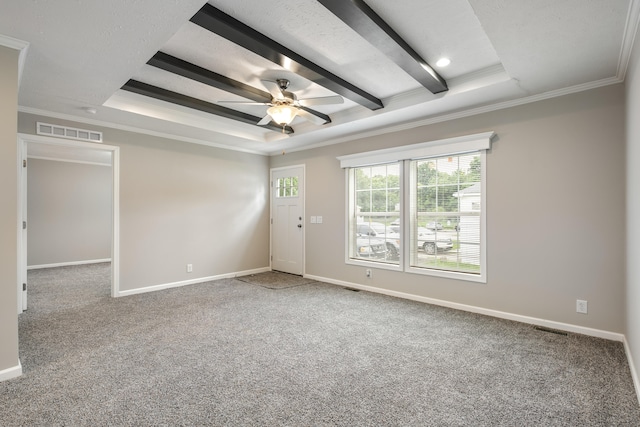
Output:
36 122 103 143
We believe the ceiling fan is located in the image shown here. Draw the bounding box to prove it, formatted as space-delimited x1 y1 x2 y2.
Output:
221 79 344 132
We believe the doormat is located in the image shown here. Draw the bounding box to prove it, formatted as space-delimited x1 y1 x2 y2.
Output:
237 271 316 289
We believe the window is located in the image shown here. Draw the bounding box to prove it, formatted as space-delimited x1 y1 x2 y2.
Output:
275 176 298 198
409 153 482 275
348 163 401 265
339 132 493 282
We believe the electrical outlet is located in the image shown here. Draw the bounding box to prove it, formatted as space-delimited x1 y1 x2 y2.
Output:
365 268 372 278
576 299 588 314
187 264 193 273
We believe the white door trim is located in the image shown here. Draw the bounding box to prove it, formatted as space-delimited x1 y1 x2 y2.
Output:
270 164 305 275
19 139 27 312
17 133 120 313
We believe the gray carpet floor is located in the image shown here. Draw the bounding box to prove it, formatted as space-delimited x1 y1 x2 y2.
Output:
1 263 639 426
237 271 317 289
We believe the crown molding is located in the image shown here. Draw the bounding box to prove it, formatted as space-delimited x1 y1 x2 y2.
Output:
0 34 29 87
275 76 623 156
618 0 640 81
18 106 268 156
16 73 622 159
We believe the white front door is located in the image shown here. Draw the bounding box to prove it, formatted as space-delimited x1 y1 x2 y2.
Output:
271 166 304 275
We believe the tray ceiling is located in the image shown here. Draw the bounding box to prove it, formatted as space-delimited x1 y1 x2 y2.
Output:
1 0 637 155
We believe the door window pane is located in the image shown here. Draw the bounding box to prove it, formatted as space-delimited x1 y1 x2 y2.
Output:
275 176 299 198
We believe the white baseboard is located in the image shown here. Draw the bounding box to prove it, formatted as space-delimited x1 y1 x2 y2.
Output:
28 258 111 270
304 274 625 342
624 337 640 406
0 360 22 382
116 266 271 297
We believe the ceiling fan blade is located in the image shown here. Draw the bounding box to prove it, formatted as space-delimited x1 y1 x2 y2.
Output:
219 101 270 106
298 95 344 107
257 115 272 126
261 80 284 99
296 108 329 125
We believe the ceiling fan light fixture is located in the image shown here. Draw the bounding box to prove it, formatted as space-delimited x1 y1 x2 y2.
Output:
267 104 297 125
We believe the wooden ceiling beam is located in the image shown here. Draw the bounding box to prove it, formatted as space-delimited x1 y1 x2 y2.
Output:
148 52 332 124
149 52 271 103
318 0 448 94
190 4 384 110
121 79 293 134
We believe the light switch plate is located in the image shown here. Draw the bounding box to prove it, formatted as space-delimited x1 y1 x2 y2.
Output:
310 216 317 223
317 216 323 223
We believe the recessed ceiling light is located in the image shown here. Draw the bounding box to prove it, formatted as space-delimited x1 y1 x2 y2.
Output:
436 58 451 68
82 107 97 114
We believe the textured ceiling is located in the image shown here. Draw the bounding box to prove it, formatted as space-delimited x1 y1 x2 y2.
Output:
1 0 638 156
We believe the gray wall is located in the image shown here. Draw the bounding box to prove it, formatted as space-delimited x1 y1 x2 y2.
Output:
271 84 626 334
0 46 20 374
27 158 112 267
19 113 271 292
626 20 640 393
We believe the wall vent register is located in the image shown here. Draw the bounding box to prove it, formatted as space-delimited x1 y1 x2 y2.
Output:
36 122 103 143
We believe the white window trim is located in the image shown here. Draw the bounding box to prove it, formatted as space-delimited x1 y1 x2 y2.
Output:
337 132 494 168
339 132 494 283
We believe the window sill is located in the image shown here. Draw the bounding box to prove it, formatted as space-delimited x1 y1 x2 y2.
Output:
346 258 403 272
406 265 486 283
345 257 486 283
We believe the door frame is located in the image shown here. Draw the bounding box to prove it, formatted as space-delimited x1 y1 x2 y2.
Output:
270 164 305 275
17 133 120 313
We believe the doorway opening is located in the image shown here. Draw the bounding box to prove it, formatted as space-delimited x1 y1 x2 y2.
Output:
17 133 120 313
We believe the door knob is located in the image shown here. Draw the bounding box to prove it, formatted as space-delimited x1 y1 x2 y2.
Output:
297 224 302 228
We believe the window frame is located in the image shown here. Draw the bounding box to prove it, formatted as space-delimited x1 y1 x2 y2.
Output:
339 132 494 283
345 163 403 272
275 175 299 198
404 151 487 283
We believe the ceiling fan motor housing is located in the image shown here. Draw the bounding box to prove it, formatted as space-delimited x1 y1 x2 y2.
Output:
276 78 291 91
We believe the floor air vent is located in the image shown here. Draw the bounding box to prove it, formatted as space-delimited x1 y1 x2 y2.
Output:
37 122 103 143
534 326 568 336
